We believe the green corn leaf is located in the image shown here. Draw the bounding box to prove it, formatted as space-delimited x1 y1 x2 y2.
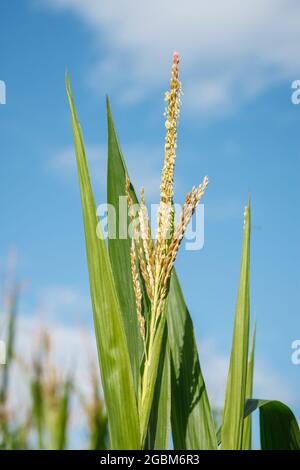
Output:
106 98 142 394
140 313 167 446
242 323 256 450
168 272 217 450
105 98 216 449
66 77 140 450
260 401 300 450
221 202 251 450
54 380 72 450
146 328 170 450
218 395 300 449
105 98 170 449
30 369 44 449
245 399 300 450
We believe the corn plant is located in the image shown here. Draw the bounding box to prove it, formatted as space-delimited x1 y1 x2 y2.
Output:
30 330 72 450
0 282 31 450
80 363 108 450
0 284 19 408
0 274 109 450
67 53 300 450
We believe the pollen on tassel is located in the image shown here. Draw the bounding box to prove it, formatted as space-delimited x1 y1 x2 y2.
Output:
173 51 179 64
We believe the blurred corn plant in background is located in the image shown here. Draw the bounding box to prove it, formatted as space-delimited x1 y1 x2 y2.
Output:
80 361 108 450
30 330 72 450
66 52 300 450
0 260 108 449
0 278 30 450
0 253 30 449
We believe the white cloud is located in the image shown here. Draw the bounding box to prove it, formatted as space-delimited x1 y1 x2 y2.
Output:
49 144 107 198
41 0 300 114
50 145 103 176
38 285 91 324
12 313 96 383
199 338 295 410
49 143 168 199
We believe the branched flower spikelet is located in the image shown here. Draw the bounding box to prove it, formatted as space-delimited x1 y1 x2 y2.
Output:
126 54 208 439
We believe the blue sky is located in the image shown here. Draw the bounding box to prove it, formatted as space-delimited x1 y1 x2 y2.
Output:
0 0 299 444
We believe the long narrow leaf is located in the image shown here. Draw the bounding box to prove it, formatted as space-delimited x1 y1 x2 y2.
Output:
105 99 170 449
105 100 216 449
30 370 44 449
140 314 167 446
55 380 72 450
221 203 251 450
242 323 256 449
146 328 170 450
168 272 217 450
66 78 140 449
106 98 142 393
